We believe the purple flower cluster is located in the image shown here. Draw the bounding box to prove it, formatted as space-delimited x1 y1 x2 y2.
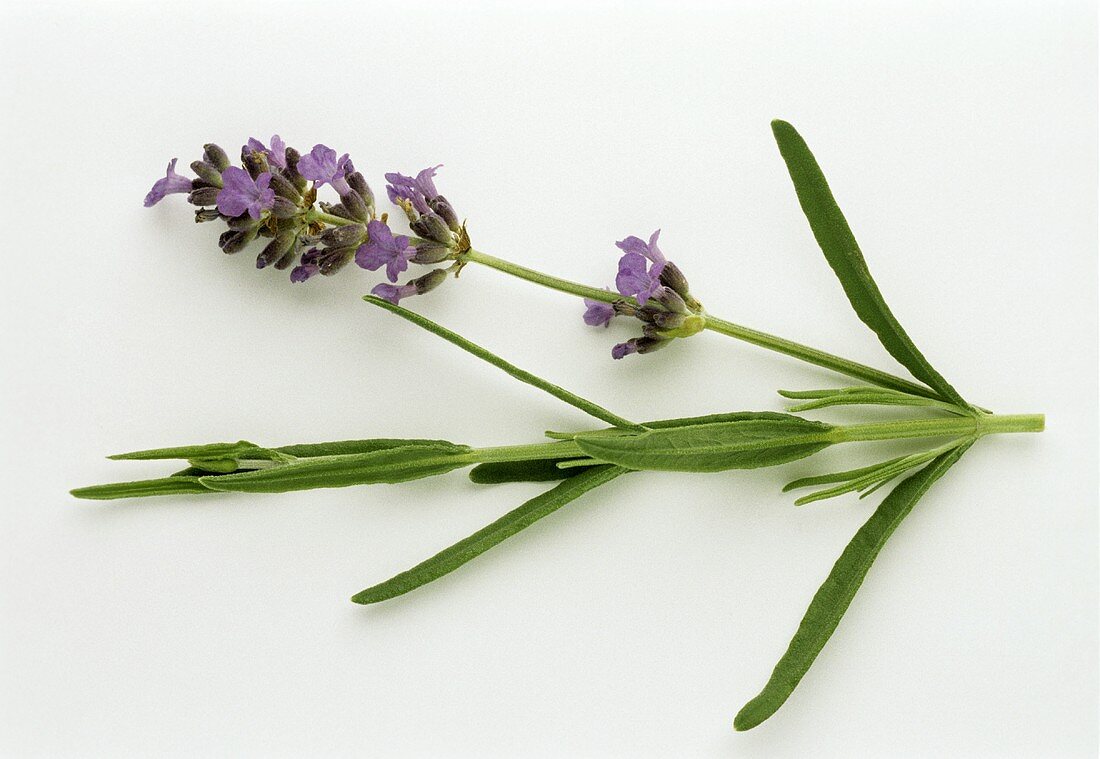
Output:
144 135 381 281
144 140 463 305
582 230 705 359
386 166 468 256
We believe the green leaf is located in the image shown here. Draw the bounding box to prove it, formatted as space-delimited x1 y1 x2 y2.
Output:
199 443 473 493
733 441 973 731
574 415 834 472
770 120 970 409
70 477 215 500
363 295 642 431
110 438 454 462
109 440 276 461
352 465 626 604
469 458 594 484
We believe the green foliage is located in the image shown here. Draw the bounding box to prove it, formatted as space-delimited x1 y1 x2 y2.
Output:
198 443 473 493
352 465 626 604
771 120 971 411
733 442 973 731
575 415 834 472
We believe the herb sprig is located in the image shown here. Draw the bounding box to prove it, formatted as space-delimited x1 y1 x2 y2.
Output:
76 120 1043 731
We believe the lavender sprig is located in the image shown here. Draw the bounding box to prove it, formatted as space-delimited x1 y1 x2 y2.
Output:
114 119 1048 735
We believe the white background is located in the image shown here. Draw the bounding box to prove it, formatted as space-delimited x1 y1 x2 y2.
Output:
1 1 1096 756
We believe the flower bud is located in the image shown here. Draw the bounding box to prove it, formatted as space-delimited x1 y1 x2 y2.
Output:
320 201 355 220
203 143 230 171
243 151 269 179
319 246 355 276
272 197 299 219
658 261 692 302
347 172 375 210
411 240 452 264
188 187 220 206
340 189 371 223
414 267 449 295
410 211 453 245
654 287 688 314
190 160 223 188
274 248 298 270
284 147 308 192
194 208 221 223
256 229 298 269
219 227 258 254
226 214 260 231
649 310 687 330
269 172 301 202
635 335 670 354
320 223 366 248
430 196 461 232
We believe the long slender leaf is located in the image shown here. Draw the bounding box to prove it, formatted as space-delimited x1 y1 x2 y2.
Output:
352 465 627 603
733 441 973 731
363 295 642 430
771 120 969 409
70 476 215 500
575 416 834 472
199 443 472 493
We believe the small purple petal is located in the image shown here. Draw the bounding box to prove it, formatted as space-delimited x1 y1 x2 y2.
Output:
582 298 615 328
356 220 416 282
297 144 351 193
290 263 320 283
371 282 418 304
268 135 287 169
415 165 443 198
615 229 666 266
143 158 192 207
216 167 275 219
611 340 639 360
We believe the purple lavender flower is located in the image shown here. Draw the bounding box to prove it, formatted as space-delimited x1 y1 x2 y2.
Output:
371 282 418 304
582 297 615 328
615 229 667 266
290 264 320 283
613 229 668 304
356 221 416 282
216 166 275 219
297 144 352 195
611 340 639 360
244 134 287 170
615 252 665 304
385 171 431 214
143 158 193 207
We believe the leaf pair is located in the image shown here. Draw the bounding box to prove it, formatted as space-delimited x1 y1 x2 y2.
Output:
70 438 470 500
728 122 982 731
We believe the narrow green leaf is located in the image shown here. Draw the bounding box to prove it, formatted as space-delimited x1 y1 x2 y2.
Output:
771 120 970 409
469 458 594 484
352 465 626 604
783 455 911 492
575 416 834 472
71 477 216 500
364 295 642 431
733 441 973 731
109 440 275 461
546 411 811 441
274 438 454 457
111 437 454 462
199 443 472 493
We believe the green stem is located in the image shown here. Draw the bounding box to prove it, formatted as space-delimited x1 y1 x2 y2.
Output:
462 249 942 401
463 414 1045 466
833 413 1044 443
363 295 643 431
